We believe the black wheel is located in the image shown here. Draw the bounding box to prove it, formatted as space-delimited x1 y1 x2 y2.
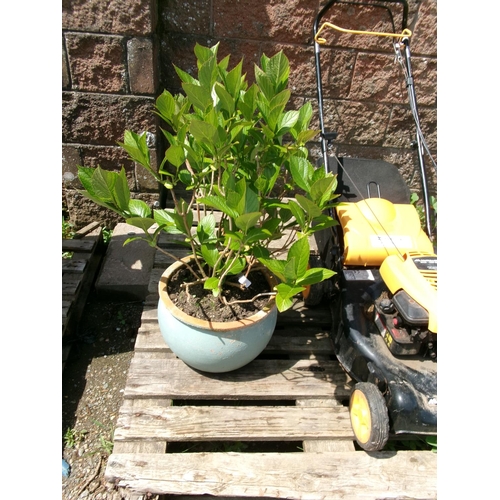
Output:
349 382 389 451
302 254 325 306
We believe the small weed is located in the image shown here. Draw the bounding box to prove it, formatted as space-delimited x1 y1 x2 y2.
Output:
102 227 112 245
64 428 87 448
62 216 75 240
62 217 75 258
93 420 114 455
117 310 127 327
98 435 114 455
410 193 437 233
220 441 248 452
425 435 437 452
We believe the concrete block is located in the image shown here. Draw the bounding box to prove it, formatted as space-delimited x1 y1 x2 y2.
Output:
95 223 156 300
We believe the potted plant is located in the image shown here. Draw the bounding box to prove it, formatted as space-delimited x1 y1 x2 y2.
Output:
77 43 339 373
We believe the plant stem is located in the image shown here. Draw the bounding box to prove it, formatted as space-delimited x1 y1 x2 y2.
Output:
155 246 201 280
222 292 276 306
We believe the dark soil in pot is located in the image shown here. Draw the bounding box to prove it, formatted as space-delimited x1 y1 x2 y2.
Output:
168 266 273 322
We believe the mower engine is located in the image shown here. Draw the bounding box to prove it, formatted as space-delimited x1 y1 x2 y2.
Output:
376 251 437 359
336 197 438 360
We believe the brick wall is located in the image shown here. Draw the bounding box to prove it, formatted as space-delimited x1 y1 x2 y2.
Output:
62 0 437 228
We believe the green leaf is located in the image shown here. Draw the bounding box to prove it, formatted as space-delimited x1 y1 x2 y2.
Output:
297 129 319 144
201 243 219 267
204 276 221 296
296 194 323 218
235 212 261 233
155 90 176 123
125 217 156 233
257 258 287 282
112 168 131 212
265 51 290 88
276 109 299 135
289 156 313 192
195 42 218 66
128 199 152 218
119 130 151 171
296 267 335 286
224 59 244 98
287 237 310 278
183 82 213 112
244 228 272 245
197 214 217 243
224 257 246 276
189 119 218 149
77 166 96 193
283 257 297 282
174 65 197 85
274 283 304 312
238 84 258 120
287 199 306 230
254 67 275 102
310 176 337 208
197 195 240 219
214 82 235 116
198 54 218 89
165 144 186 168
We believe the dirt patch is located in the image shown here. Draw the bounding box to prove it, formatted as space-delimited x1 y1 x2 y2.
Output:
62 292 147 500
168 266 274 322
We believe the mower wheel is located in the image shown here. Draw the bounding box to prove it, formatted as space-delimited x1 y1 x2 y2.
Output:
349 382 389 451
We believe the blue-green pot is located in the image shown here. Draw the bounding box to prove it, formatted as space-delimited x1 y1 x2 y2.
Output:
157 257 278 373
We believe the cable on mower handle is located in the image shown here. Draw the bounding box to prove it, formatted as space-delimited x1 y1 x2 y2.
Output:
314 22 412 44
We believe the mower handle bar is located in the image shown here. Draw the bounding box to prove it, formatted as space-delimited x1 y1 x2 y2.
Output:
313 0 409 36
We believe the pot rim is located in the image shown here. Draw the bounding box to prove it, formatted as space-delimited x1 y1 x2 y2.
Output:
158 256 277 332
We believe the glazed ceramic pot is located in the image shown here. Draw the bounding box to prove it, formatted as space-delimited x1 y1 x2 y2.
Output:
157 256 278 373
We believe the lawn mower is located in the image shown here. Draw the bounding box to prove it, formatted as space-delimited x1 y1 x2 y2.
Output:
312 0 437 451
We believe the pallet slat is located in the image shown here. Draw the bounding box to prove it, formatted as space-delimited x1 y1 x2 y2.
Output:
124 358 351 400
62 227 104 359
106 451 437 499
114 405 354 442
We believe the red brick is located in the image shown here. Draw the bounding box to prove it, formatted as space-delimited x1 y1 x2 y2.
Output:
410 0 437 56
127 38 157 95
159 0 210 35
214 0 317 43
349 52 407 104
62 92 156 146
65 34 127 93
62 0 157 35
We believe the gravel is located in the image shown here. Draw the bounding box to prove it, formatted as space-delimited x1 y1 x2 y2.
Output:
62 292 145 500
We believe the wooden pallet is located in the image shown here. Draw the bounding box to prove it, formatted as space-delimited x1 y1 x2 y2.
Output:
62 222 104 368
105 230 437 500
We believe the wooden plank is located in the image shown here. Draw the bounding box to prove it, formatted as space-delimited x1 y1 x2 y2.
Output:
62 259 88 273
113 399 170 454
62 300 72 319
124 358 351 400
62 227 104 341
62 275 82 296
114 405 354 442
62 239 95 252
297 399 355 452
105 451 437 499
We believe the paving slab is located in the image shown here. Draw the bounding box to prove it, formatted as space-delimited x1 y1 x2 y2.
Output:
95 223 156 300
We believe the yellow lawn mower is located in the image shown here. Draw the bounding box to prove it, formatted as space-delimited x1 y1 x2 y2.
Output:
312 0 437 451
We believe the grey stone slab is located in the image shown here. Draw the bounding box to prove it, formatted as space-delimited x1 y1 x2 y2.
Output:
95 223 156 300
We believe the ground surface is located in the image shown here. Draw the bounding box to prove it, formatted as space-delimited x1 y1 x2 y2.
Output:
62 291 144 500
